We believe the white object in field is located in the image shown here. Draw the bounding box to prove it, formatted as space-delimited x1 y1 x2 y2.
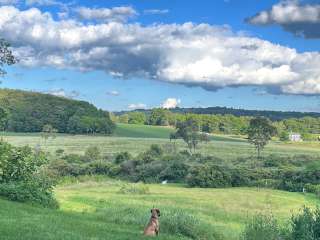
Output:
162 180 168 185
289 133 302 142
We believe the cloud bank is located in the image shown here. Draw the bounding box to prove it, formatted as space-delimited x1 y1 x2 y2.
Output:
1 6 320 95
247 0 320 39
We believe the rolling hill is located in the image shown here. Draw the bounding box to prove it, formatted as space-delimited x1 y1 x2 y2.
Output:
0 88 114 134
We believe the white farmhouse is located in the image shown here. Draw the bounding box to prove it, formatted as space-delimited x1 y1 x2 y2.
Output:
289 133 302 142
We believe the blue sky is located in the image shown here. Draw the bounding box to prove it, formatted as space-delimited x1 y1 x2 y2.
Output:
1 0 320 112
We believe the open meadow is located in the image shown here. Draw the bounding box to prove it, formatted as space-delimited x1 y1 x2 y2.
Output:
2 123 320 160
0 177 319 240
1 124 320 239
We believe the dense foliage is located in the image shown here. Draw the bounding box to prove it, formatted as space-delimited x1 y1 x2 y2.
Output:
0 89 115 134
247 117 277 158
0 141 58 208
117 106 320 121
0 38 16 76
46 143 320 195
241 207 320 240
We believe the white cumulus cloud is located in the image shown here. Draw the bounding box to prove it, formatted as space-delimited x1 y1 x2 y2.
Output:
161 98 181 109
1 6 320 95
75 6 137 22
247 1 320 39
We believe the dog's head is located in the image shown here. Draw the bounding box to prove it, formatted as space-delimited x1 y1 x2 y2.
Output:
151 208 160 218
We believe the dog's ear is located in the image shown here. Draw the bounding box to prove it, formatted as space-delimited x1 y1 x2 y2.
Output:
156 209 160 217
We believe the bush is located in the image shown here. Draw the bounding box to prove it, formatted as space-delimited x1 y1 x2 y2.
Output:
289 207 320 240
84 146 101 162
115 152 132 164
186 164 232 188
135 161 165 183
0 141 58 208
0 171 58 208
159 160 189 182
0 142 47 182
304 183 320 197
241 213 283 240
162 209 222 240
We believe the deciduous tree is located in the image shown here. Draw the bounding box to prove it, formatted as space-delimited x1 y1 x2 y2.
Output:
247 117 277 158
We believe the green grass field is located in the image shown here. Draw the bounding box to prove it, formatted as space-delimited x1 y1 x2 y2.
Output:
2 123 320 160
2 124 320 239
0 177 319 240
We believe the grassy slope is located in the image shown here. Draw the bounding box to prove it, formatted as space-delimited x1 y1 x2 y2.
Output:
114 123 175 138
0 179 319 240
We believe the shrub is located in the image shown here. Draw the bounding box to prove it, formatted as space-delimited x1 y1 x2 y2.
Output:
264 155 289 167
279 131 289 141
62 153 85 164
186 164 232 188
88 161 116 175
115 152 132 164
289 207 320 240
241 213 283 240
84 146 101 162
162 209 222 240
120 160 139 176
0 169 58 208
135 161 165 183
159 160 189 182
0 143 47 182
148 144 163 156
304 184 320 197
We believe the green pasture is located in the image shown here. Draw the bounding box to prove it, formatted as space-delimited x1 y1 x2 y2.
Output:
0 178 319 240
2 124 320 160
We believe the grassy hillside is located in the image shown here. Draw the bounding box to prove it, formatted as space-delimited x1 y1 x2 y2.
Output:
0 178 318 240
114 123 174 138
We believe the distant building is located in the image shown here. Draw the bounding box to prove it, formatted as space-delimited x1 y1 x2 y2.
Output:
289 133 302 142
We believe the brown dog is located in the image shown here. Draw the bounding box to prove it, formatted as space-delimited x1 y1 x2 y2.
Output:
144 208 160 236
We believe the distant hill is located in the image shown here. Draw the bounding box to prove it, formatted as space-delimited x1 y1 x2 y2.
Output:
115 107 320 121
0 88 115 134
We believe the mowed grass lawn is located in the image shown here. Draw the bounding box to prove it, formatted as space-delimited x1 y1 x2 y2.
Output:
2 123 320 160
0 178 319 240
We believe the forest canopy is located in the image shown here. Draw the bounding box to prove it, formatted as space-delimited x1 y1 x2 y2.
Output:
0 89 115 134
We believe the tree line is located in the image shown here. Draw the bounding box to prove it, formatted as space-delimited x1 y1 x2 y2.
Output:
114 108 320 140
